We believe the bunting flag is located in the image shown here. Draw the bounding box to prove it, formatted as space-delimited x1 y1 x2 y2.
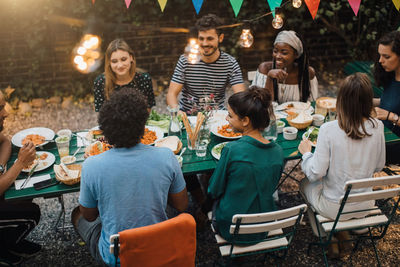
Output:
393 0 400 11
158 0 167 12
348 0 361 16
304 0 320 19
192 0 204 14
230 0 244 17
92 0 95 4
267 0 283 18
125 0 132 9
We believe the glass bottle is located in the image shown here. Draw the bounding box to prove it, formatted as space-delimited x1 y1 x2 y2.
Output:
167 105 181 137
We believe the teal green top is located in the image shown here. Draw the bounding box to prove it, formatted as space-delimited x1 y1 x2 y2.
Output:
208 136 284 243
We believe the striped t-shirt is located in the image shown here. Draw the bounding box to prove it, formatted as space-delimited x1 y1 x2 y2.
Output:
171 51 244 112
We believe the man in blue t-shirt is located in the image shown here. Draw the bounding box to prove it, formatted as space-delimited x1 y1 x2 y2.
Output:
72 88 188 266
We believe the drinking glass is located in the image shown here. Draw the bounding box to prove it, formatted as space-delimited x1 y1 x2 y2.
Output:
263 120 278 141
167 105 181 137
55 136 70 159
195 140 208 157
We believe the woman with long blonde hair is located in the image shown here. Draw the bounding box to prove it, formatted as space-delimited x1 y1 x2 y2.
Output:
93 39 155 111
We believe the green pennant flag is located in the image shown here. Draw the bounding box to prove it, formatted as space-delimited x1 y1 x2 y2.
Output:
230 0 244 17
267 0 283 18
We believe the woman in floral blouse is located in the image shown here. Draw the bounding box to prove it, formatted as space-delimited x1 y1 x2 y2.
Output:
93 39 155 112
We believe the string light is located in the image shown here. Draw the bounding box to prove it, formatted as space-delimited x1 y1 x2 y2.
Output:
184 38 201 64
272 8 284 29
239 22 254 48
72 34 102 73
292 0 302 8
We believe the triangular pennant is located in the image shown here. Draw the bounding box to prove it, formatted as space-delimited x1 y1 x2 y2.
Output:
393 0 400 11
125 0 132 9
304 0 320 19
267 0 283 18
230 0 244 17
192 0 204 14
348 0 361 16
158 0 167 12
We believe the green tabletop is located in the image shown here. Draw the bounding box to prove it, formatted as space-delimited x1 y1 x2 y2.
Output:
5 123 399 201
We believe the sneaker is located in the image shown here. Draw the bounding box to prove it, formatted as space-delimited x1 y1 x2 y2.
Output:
8 239 42 258
0 250 23 266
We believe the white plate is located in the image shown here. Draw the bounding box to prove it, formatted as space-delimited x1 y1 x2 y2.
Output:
302 132 317 147
144 126 164 145
210 123 242 140
211 142 229 160
11 127 55 148
208 110 228 125
18 151 56 173
275 101 314 118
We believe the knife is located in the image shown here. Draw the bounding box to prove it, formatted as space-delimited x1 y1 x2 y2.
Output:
20 163 39 189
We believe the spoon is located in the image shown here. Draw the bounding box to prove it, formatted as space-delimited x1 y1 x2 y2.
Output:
178 147 186 159
72 146 82 158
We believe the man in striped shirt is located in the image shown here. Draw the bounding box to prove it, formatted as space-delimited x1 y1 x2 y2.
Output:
167 14 246 112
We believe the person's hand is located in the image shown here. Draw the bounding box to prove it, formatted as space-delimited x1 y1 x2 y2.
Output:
374 107 389 120
17 142 36 168
267 69 288 82
298 139 312 155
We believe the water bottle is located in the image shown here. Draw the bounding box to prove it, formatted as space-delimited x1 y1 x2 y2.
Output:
167 105 181 137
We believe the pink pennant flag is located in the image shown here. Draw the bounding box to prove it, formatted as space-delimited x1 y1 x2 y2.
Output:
158 0 167 12
393 0 400 11
125 0 132 9
304 0 320 20
348 0 361 16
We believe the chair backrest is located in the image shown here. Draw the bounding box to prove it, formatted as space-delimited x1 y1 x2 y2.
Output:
230 204 307 236
110 213 196 267
247 70 257 82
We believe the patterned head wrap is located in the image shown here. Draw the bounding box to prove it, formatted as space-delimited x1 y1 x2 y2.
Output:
274 30 303 58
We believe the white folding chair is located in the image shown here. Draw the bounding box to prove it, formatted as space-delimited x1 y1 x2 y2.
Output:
209 204 307 266
307 175 400 267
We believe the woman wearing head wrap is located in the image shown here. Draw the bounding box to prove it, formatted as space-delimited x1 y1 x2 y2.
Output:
252 30 318 103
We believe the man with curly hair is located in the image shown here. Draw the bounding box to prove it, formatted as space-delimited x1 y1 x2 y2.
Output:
167 13 245 112
72 88 188 266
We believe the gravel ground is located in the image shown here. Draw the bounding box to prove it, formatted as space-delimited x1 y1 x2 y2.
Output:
2 92 400 267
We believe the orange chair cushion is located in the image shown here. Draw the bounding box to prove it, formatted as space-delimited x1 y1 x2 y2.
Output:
118 213 196 267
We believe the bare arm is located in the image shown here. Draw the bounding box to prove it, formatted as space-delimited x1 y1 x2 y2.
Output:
79 205 99 222
0 142 36 195
168 188 188 212
0 133 11 166
166 81 184 108
231 83 246 93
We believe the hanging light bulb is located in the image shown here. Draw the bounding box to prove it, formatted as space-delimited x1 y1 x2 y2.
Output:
292 0 302 8
72 33 103 74
239 24 254 48
184 38 201 64
272 8 284 29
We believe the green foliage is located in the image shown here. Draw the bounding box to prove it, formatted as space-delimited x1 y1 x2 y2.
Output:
285 0 399 60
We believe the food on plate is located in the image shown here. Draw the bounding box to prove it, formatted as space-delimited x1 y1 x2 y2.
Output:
304 127 319 145
86 141 112 156
141 128 157 145
290 112 313 123
22 134 45 146
287 103 294 108
24 153 48 171
39 153 48 160
285 110 298 116
87 129 104 141
154 136 182 154
217 125 241 137
317 97 337 110
213 143 227 155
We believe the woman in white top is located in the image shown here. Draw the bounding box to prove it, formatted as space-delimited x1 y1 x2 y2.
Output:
252 30 318 103
298 73 385 254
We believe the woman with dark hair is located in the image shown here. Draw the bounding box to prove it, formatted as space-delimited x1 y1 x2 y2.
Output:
298 73 385 257
207 86 284 242
374 31 400 163
93 39 155 112
252 30 318 103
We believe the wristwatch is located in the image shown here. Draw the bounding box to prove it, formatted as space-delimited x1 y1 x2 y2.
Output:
0 164 5 175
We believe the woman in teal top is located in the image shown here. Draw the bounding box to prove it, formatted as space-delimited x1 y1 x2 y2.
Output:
208 86 284 243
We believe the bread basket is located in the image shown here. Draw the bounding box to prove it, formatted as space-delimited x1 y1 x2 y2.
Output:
173 141 183 155
286 114 313 130
316 97 336 112
54 164 82 185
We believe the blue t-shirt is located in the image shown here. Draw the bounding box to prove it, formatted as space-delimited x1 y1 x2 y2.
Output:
380 79 400 137
79 144 186 266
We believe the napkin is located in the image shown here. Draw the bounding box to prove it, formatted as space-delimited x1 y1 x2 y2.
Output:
76 132 90 147
14 174 51 190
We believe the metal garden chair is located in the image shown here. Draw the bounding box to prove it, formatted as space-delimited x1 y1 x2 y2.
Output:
307 175 400 266
208 204 307 266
